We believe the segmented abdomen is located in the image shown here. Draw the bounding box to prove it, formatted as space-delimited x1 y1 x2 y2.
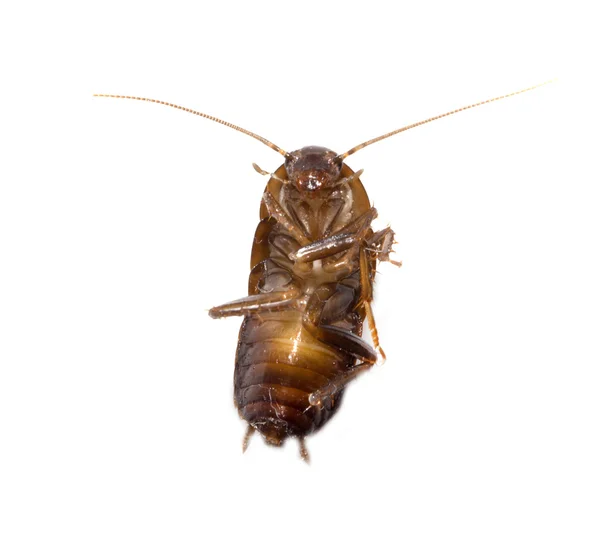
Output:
234 310 354 444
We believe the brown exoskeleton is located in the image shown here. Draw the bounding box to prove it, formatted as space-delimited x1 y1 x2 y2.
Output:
95 81 552 461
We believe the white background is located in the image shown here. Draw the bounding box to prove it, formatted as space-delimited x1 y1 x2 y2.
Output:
1 1 598 540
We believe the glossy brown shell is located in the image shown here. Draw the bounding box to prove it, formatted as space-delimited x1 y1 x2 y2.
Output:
233 164 374 445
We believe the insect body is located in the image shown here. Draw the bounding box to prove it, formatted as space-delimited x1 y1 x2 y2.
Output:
211 147 400 460
95 81 551 461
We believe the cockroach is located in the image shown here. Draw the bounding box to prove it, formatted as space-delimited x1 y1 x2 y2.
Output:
95 81 551 461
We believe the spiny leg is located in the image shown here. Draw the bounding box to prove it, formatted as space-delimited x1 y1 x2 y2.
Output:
208 287 301 318
335 206 378 236
308 362 373 406
300 267 381 412
305 321 378 362
291 215 402 269
291 232 356 263
262 191 311 246
290 207 379 263
359 247 386 361
363 302 385 363
322 208 378 273
294 222 396 360
302 285 378 362
368 227 402 268
357 225 405 360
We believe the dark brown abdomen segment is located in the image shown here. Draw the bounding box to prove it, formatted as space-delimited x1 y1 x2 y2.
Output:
234 311 353 445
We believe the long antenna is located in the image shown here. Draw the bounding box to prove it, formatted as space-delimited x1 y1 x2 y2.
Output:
337 80 555 161
93 94 289 158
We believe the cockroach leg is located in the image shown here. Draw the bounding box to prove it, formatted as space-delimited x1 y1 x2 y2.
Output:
308 362 373 406
339 168 364 185
290 207 379 263
309 323 378 361
242 424 255 453
363 301 386 363
298 438 310 463
252 162 288 184
322 208 377 273
262 191 310 246
208 288 301 318
335 207 378 236
290 232 356 263
359 246 386 361
302 290 378 362
368 227 402 268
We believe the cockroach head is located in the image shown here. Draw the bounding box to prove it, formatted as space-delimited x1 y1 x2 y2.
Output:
285 146 343 193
